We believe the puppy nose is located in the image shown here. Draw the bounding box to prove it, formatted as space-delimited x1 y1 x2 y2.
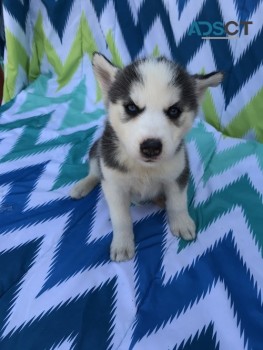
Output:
140 138 162 158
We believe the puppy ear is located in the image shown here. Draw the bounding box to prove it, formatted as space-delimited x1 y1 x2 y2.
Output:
194 71 224 101
92 52 118 103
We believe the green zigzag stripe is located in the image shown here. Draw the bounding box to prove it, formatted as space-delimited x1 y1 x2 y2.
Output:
186 121 263 184
179 175 263 254
187 68 263 143
106 30 124 68
105 34 161 66
223 87 263 142
202 140 263 184
186 120 218 170
27 12 102 102
16 75 104 130
197 73 263 143
202 89 221 131
3 30 29 102
0 113 96 189
30 13 98 90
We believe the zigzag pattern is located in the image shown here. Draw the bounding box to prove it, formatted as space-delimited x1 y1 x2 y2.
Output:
0 72 263 348
2 0 263 140
0 1 263 349
0 74 105 192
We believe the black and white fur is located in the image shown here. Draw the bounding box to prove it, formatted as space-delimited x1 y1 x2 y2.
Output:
71 53 223 262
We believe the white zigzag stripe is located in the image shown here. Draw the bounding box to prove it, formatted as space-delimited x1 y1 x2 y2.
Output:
127 0 144 25
0 212 137 343
216 135 246 152
142 17 172 59
0 146 71 206
187 139 263 203
220 64 263 128
164 0 206 45
121 280 246 350
51 334 77 350
0 92 28 124
216 0 238 57
0 128 24 159
161 206 263 304
87 189 161 245
232 2 263 60
186 41 226 120
38 103 70 142
1 183 260 344
30 1 80 64
99 1 115 40
0 174 159 342
1 213 69 337
84 1 109 56
5 0 263 133
198 153 263 202
3 8 29 53
83 192 163 349
108 260 137 350
99 0 131 65
0 184 11 209
15 66 28 96
186 38 263 125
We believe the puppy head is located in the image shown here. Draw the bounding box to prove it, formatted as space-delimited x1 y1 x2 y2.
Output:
93 53 223 165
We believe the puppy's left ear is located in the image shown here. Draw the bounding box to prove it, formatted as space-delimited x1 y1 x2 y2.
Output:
194 71 224 101
92 52 119 103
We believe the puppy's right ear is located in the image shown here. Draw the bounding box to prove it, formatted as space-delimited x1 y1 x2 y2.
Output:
194 71 224 102
92 53 118 103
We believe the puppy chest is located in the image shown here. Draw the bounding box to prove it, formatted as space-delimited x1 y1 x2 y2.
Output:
129 177 163 202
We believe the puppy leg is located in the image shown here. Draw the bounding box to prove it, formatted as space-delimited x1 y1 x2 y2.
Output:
70 158 100 199
164 182 196 241
102 181 134 262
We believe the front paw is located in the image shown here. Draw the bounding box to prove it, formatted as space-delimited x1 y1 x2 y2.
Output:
70 179 89 199
169 212 196 241
110 237 135 262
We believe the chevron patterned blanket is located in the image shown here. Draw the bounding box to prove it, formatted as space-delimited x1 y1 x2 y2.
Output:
1 1 263 349
0 73 263 350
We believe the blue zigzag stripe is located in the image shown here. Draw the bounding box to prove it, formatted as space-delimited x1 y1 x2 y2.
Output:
0 163 78 236
0 163 117 348
0 278 117 349
234 0 261 21
3 0 30 31
91 0 263 107
131 231 263 350
41 198 167 296
93 0 177 60
177 0 190 19
174 322 219 350
41 0 76 41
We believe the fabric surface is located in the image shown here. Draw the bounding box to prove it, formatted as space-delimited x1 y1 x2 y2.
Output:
1 1 263 349
2 0 263 141
0 73 263 349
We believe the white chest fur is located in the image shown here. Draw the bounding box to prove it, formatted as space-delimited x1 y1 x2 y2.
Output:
101 149 185 203
128 171 164 202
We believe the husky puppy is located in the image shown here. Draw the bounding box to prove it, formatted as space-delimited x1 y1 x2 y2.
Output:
71 53 223 262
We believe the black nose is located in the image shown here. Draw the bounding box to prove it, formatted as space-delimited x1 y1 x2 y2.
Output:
140 138 162 158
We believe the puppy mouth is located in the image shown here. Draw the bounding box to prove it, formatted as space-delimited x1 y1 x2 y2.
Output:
142 156 159 163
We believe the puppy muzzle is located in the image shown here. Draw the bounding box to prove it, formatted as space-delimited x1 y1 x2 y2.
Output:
140 138 162 160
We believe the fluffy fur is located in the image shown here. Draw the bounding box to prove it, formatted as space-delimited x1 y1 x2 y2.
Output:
71 53 223 262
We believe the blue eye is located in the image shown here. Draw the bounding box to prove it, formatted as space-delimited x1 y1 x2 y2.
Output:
127 104 137 112
166 104 182 119
124 102 140 116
